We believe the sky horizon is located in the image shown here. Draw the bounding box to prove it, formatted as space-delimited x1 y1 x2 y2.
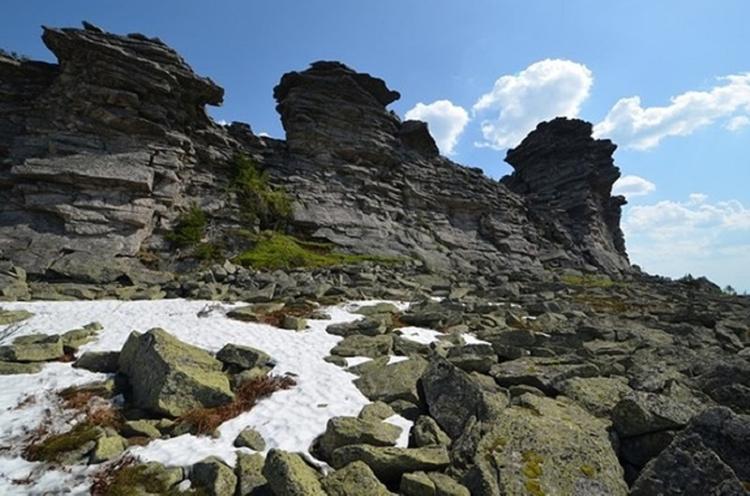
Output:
3 1 748 292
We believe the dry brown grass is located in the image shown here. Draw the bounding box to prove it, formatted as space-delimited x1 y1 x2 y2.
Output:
57 384 122 428
259 302 316 327
90 454 138 496
177 375 296 435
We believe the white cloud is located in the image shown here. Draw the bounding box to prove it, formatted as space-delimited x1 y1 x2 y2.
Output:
623 194 750 290
594 73 750 149
472 59 593 149
725 115 750 132
612 175 656 199
404 100 469 155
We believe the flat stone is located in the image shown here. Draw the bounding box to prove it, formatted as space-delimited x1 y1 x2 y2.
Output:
0 334 63 362
354 357 428 404
234 427 266 451
330 445 450 485
330 334 393 358
0 361 43 374
316 416 402 461
489 356 599 394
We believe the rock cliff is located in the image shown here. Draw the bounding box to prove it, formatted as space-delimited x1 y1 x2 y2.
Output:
1 23 629 288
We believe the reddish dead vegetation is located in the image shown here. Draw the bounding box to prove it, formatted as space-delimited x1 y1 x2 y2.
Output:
57 350 77 363
259 303 316 327
178 375 296 435
58 384 123 428
89 454 137 496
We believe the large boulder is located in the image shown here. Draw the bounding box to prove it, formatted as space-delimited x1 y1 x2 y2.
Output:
315 416 402 461
262 449 326 496
465 393 627 496
421 358 508 439
354 356 428 404
330 445 450 485
631 407 750 495
118 328 234 417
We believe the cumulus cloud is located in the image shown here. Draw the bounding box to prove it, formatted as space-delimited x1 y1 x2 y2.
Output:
623 194 750 290
612 175 656 199
404 100 469 155
725 115 750 132
594 73 750 149
472 59 593 149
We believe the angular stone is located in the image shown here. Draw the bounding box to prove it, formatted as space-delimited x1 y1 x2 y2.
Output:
354 302 400 316
0 360 43 374
421 358 508 439
409 416 451 448
316 416 402 461
358 401 396 422
61 322 102 350
330 445 450 485
234 427 266 451
465 394 627 496
73 351 120 373
401 471 470 496
326 318 387 337
281 315 307 331
89 435 126 464
0 308 33 325
446 344 498 373
489 356 599 394
330 334 392 358
122 420 162 439
216 343 272 371
322 461 391 496
191 456 238 496
0 334 63 362
118 328 234 417
354 357 428 404
557 376 633 417
612 391 698 438
262 449 326 496
235 452 268 496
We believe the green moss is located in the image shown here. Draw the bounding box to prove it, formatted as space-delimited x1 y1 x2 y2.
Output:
27 423 100 462
232 154 293 229
103 464 207 496
560 274 618 288
524 479 545 496
234 231 401 270
166 204 207 248
580 464 597 478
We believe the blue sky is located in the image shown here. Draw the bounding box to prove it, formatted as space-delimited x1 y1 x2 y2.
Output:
3 1 749 291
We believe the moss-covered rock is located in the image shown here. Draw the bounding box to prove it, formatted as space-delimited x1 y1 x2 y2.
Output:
73 351 120 373
409 416 451 448
557 376 633 417
90 434 126 464
191 456 237 496
0 308 33 325
322 461 391 496
122 420 162 439
330 445 450 484
0 360 42 374
358 401 396 422
353 356 428 404
612 391 698 438
234 427 266 451
465 393 627 496
315 416 402 461
0 333 63 362
102 461 186 495
61 322 103 351
401 471 470 496
26 423 103 464
326 318 387 337
489 356 599 394
262 449 326 496
216 343 272 371
330 334 393 358
235 453 267 496
118 328 234 417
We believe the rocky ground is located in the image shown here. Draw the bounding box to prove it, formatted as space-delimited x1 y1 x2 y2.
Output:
0 21 749 496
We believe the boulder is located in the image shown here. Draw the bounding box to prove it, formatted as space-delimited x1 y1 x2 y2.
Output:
235 453 268 496
61 322 102 351
557 376 633 417
0 360 42 374
262 449 326 496
191 456 238 496
234 427 266 451
446 344 498 373
612 391 698 438
489 356 599 394
118 328 234 417
322 461 391 496
326 318 387 337
465 393 627 496
631 407 750 495
89 434 126 464
358 401 396 422
73 351 120 373
330 334 393 358
0 334 63 362
315 416 402 461
401 471 470 496
409 416 451 448
330 445 450 484
354 356 428 404
421 358 508 439
0 308 33 325
216 344 272 371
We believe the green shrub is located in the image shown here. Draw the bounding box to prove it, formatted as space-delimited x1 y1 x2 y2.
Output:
166 205 207 248
232 154 293 229
233 231 400 270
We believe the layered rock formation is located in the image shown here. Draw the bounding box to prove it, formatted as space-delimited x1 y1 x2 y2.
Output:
1 22 629 290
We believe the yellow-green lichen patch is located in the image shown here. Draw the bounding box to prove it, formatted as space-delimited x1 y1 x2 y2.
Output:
580 464 597 478
522 450 544 479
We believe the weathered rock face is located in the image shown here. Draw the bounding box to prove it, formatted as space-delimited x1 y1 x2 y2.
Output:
1 23 632 288
503 118 629 273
